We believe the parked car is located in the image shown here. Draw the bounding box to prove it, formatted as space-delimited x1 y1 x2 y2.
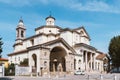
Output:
74 70 85 75
110 68 120 73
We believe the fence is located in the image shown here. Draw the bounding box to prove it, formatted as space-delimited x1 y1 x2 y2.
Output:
15 65 30 76
0 64 4 77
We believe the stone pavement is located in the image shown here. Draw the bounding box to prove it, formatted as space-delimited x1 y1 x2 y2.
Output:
3 73 120 80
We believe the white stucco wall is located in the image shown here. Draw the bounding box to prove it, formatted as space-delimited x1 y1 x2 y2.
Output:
47 35 56 42
8 53 28 64
36 27 59 35
60 31 73 46
80 37 90 45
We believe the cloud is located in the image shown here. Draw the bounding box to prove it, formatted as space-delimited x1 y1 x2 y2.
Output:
0 0 120 13
0 0 30 6
0 0 120 14
70 1 120 13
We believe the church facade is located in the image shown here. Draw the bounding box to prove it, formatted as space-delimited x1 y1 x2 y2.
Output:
8 15 108 76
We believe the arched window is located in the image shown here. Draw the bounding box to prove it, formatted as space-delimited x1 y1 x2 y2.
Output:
74 59 76 70
17 30 19 37
30 39 34 45
21 30 24 37
19 57 20 61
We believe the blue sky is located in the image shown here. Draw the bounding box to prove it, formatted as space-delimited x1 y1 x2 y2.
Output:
0 0 120 58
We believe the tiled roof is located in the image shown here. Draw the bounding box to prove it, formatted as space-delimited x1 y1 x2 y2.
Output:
0 58 8 61
8 49 28 56
96 54 106 60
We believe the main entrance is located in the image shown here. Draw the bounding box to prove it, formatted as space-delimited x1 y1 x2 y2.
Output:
49 46 67 72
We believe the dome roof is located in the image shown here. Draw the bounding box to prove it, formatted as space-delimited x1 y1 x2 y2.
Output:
45 15 55 20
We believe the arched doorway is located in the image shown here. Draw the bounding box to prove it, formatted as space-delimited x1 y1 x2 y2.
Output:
49 46 67 72
32 54 37 72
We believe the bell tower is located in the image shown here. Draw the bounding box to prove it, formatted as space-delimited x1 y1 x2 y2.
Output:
16 17 26 43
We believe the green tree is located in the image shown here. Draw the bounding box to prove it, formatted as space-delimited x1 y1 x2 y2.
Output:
5 63 15 76
0 37 3 58
20 58 28 66
108 35 120 69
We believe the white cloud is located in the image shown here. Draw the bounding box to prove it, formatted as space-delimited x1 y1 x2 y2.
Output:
0 0 30 6
0 0 120 13
70 1 120 13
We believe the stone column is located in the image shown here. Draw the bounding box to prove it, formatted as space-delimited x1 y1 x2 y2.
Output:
85 51 88 71
66 58 70 73
29 53 32 76
37 52 40 77
90 53 93 71
93 54 95 70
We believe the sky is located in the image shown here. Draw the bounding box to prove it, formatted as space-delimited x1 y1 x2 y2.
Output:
0 0 120 58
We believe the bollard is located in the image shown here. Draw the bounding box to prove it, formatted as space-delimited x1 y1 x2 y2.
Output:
88 75 89 80
114 75 117 80
100 75 103 80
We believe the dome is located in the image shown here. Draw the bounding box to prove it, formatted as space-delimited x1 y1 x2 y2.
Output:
45 15 56 20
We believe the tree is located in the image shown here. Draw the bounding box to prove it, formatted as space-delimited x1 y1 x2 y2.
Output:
0 37 3 58
108 35 120 68
5 63 15 76
20 58 28 66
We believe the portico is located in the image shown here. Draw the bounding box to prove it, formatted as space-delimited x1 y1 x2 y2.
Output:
83 51 95 71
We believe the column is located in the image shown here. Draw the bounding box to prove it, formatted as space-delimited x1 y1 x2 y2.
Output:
90 53 93 71
37 52 40 77
29 53 32 76
66 59 70 72
93 54 95 70
85 51 88 71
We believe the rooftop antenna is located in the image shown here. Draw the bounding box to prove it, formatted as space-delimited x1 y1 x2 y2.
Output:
19 16 23 23
49 11 52 16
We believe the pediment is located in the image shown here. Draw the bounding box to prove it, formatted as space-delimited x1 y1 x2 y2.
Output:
42 38 76 54
74 27 90 40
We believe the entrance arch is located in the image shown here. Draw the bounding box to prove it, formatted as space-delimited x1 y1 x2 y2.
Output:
49 46 67 72
32 54 37 72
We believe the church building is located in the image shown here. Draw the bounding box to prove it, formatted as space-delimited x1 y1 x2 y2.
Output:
8 15 108 76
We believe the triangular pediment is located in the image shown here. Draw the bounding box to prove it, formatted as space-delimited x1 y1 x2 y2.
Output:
42 38 76 54
74 27 90 40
